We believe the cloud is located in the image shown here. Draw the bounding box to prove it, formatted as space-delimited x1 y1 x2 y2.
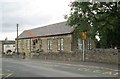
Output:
1 0 73 40
0 31 23 40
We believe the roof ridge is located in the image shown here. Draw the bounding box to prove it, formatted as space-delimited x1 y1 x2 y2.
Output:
28 21 67 31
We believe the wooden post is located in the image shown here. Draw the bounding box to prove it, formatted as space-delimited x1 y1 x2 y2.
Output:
17 24 19 55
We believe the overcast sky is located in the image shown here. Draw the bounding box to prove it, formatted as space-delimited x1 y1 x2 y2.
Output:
0 0 74 40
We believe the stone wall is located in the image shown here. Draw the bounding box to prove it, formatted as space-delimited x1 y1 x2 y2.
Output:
31 49 119 64
17 34 73 57
85 49 119 64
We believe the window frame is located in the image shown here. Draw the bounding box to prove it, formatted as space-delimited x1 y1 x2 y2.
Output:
26 40 30 49
47 39 52 50
78 38 82 50
57 38 64 51
32 39 38 48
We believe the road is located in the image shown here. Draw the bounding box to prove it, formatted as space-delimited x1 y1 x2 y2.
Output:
1 57 119 78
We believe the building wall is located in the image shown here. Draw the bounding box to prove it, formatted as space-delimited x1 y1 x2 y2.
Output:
85 38 95 50
71 32 95 51
3 44 15 53
40 34 72 52
17 33 95 57
0 42 2 55
17 39 31 56
17 34 72 57
71 32 79 51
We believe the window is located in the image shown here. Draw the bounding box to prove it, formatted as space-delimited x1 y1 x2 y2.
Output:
78 38 82 50
33 40 36 45
88 39 92 50
57 38 64 51
22 44 24 49
22 40 24 49
39 39 42 49
26 40 29 49
47 39 52 50
32 39 38 48
33 39 37 45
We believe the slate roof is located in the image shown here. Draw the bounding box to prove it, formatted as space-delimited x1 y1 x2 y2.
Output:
18 22 74 39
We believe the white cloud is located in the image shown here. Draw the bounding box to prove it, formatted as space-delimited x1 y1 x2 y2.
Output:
1 0 74 40
1 32 20 40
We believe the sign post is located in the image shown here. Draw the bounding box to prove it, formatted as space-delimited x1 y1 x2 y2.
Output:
82 32 86 62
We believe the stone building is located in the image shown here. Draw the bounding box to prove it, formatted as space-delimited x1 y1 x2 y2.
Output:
16 22 95 57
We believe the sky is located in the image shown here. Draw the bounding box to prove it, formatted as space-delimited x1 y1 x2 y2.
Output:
0 0 74 40
0 0 116 40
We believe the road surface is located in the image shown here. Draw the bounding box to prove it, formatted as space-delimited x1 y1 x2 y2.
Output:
1 58 119 78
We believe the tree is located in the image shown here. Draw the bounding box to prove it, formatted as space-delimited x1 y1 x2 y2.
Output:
66 1 120 48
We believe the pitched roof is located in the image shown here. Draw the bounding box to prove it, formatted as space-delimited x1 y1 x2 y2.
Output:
18 22 74 39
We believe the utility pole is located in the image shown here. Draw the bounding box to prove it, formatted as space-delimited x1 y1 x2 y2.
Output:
17 24 19 55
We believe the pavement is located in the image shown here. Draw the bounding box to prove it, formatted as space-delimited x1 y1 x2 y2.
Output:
1 57 120 78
